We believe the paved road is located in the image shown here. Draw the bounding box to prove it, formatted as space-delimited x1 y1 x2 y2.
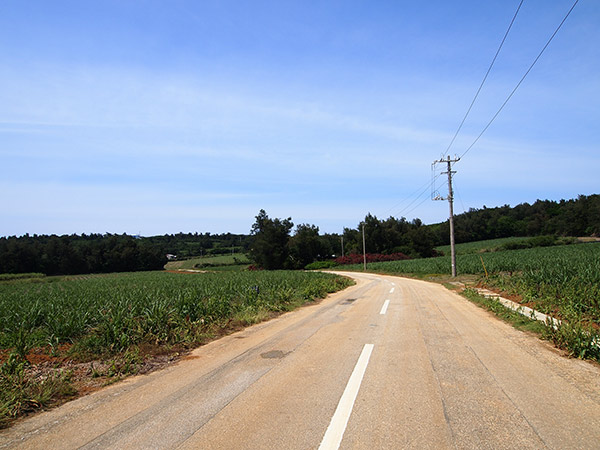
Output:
2 272 600 449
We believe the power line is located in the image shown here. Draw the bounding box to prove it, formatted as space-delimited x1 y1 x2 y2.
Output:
442 0 525 159
388 0 578 225
459 0 579 159
381 174 438 218
380 179 431 217
400 191 434 219
396 1 524 223
454 184 467 214
393 173 443 218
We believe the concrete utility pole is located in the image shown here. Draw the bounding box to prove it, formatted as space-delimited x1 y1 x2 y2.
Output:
432 155 460 277
362 223 367 271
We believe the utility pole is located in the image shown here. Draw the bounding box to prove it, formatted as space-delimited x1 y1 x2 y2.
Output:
362 223 367 271
432 155 460 277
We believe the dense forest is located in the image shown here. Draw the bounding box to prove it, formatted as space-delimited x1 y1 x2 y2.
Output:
430 194 600 245
0 234 166 276
0 232 254 275
342 215 436 258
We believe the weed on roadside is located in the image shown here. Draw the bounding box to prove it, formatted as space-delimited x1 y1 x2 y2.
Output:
0 352 75 429
543 317 600 361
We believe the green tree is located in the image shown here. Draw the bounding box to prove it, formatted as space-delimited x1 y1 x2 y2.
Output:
249 210 293 270
289 224 326 269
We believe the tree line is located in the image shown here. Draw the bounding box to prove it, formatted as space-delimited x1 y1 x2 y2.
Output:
0 234 166 275
248 210 437 270
2 195 597 274
430 194 600 245
248 194 599 270
0 232 256 276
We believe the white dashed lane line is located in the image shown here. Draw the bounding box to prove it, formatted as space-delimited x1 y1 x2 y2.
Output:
318 344 374 450
380 300 390 315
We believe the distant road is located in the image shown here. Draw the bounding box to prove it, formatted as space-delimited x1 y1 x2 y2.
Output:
2 272 600 449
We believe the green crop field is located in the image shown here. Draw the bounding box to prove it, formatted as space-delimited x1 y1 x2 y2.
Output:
340 242 600 323
0 270 352 356
0 269 352 426
435 237 524 255
165 254 251 271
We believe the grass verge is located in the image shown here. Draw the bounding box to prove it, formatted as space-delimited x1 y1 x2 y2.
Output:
461 288 546 335
459 288 600 363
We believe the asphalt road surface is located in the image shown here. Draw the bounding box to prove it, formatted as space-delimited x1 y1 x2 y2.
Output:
2 271 600 449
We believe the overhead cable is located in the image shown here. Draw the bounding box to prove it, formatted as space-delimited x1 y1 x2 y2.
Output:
442 0 525 159
394 173 443 218
459 0 579 159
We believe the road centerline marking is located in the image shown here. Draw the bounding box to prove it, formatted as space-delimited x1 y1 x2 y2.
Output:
318 344 374 450
380 300 390 315
389 287 395 294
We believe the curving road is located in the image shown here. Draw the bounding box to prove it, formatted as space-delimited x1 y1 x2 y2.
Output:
2 271 600 449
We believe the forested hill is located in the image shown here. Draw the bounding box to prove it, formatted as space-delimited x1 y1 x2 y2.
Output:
430 194 600 245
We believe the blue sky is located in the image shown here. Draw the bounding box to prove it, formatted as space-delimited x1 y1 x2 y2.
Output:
1 0 598 237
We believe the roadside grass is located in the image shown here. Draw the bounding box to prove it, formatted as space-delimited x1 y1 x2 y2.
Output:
461 288 546 335
462 288 600 362
544 320 600 361
202 264 252 272
0 354 76 429
0 270 353 428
